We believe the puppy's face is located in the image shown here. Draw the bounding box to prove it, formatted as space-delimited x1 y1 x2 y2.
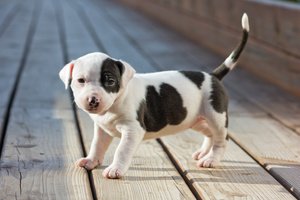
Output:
59 52 135 115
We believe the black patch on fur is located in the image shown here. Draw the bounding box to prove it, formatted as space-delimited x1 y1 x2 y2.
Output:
232 30 248 62
180 71 205 89
137 100 147 129
211 29 248 80
211 63 230 80
100 58 124 93
210 76 228 114
137 83 187 132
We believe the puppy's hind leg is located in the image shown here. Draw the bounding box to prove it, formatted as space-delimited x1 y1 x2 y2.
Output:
191 116 213 160
197 111 228 168
195 76 229 168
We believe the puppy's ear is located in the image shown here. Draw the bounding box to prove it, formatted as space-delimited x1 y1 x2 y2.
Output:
59 62 74 90
118 60 136 88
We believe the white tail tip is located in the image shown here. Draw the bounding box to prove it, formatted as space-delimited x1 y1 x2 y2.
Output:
242 13 249 32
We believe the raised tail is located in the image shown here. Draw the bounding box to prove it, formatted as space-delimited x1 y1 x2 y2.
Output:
212 13 249 80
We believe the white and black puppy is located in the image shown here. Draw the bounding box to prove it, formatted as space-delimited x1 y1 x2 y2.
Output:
59 14 249 179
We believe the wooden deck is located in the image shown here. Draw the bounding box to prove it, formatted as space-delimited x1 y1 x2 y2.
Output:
0 0 299 199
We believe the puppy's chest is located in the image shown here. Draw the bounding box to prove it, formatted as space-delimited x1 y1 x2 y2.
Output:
91 114 122 137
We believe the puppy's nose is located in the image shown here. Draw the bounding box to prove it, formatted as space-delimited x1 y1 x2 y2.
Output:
88 96 99 108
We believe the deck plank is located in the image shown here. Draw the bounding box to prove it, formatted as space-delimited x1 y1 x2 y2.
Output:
0 0 18 37
74 0 155 73
0 1 36 150
160 131 295 199
0 1 92 199
229 112 300 198
101 1 299 198
227 68 300 135
61 0 196 199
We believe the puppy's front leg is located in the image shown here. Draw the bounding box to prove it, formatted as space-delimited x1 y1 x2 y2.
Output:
103 125 144 179
76 123 112 170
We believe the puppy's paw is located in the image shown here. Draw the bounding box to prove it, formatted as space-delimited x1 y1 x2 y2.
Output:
192 149 210 160
197 156 220 168
76 157 100 170
102 164 124 179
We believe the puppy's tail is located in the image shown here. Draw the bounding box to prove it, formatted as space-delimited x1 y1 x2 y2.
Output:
212 13 249 80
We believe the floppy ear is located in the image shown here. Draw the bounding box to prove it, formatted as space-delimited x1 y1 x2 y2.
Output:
59 62 74 90
118 60 136 88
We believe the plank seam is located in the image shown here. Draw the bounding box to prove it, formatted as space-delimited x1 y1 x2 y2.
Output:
62 2 108 199
97 0 159 70
228 132 299 199
157 139 201 200
53 1 98 200
72 96 98 200
66 0 108 53
0 0 43 158
229 84 300 136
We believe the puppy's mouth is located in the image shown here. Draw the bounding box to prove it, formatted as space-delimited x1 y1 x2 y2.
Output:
86 107 107 115
87 107 98 113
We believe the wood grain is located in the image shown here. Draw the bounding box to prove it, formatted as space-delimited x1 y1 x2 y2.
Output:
224 68 300 135
229 114 300 197
0 1 92 199
161 131 295 199
0 0 18 37
0 1 35 146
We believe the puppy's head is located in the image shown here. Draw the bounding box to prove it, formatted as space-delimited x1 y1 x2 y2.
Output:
59 52 135 115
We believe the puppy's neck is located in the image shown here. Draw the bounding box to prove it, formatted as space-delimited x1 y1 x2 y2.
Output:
107 79 133 113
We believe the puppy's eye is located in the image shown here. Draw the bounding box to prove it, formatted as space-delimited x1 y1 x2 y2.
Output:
77 78 85 83
105 76 115 86
106 79 115 86
103 74 116 86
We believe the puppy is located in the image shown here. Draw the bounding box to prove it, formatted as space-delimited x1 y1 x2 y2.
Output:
59 14 249 179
